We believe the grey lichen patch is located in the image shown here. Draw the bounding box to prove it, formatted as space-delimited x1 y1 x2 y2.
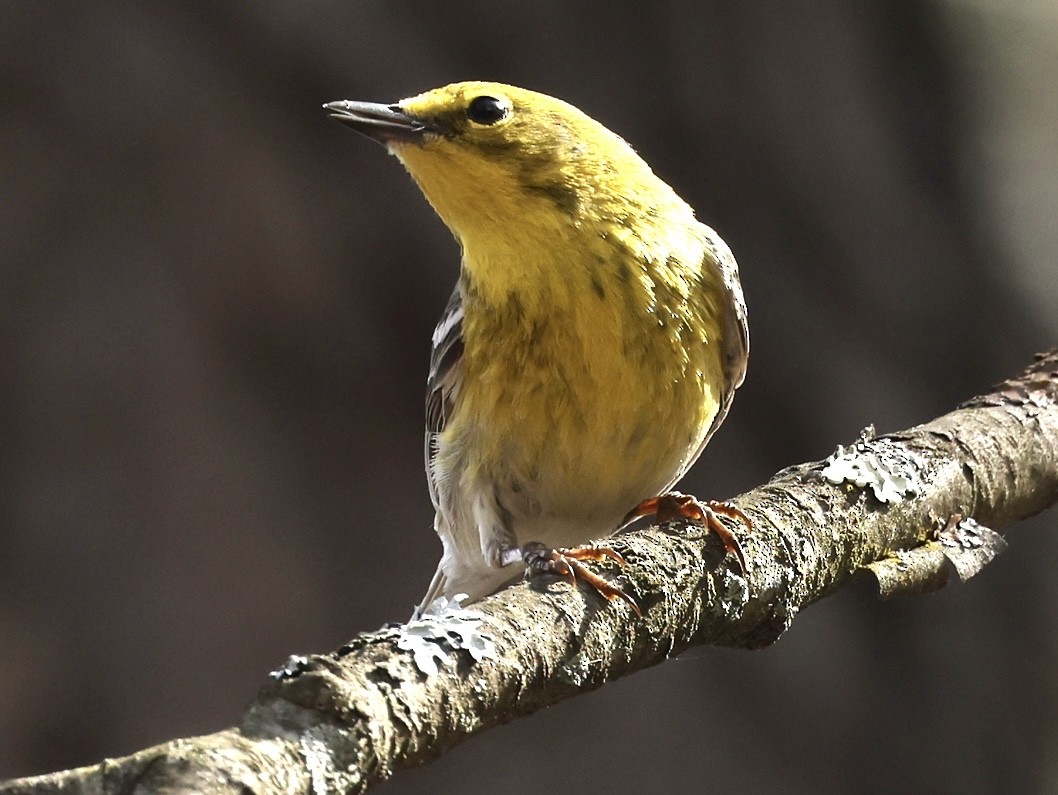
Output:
394 595 497 676
935 515 1007 582
291 596 498 680
271 655 312 681
821 430 927 504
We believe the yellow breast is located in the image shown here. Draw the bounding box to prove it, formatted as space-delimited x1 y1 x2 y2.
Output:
448 218 726 522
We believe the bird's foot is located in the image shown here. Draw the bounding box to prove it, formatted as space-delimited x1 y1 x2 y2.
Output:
623 491 750 574
516 541 642 617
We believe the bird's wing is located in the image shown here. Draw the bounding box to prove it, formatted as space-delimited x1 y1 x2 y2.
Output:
425 283 465 509
676 237 749 483
715 238 749 398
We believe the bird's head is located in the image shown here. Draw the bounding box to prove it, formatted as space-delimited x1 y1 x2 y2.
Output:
326 81 685 247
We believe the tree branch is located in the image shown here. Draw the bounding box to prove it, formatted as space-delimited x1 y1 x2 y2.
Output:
5 351 1058 795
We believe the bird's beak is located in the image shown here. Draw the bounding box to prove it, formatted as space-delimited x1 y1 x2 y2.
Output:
324 100 430 145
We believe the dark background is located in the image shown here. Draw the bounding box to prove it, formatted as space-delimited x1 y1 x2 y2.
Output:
3 2 1057 792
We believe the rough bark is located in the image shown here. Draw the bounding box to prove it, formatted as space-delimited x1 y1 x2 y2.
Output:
4 350 1057 795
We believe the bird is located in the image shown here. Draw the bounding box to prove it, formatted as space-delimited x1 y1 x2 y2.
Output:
325 82 749 616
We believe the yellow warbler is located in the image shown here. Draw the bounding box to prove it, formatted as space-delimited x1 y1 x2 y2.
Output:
326 82 749 615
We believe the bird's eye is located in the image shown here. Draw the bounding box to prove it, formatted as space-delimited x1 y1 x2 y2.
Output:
466 95 509 125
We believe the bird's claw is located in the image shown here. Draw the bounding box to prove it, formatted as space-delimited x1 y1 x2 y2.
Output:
624 491 750 574
521 542 642 617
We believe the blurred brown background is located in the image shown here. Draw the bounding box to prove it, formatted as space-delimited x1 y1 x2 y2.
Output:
2 1 1057 792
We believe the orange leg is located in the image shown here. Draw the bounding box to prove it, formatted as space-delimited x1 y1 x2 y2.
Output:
521 542 642 617
623 491 750 574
